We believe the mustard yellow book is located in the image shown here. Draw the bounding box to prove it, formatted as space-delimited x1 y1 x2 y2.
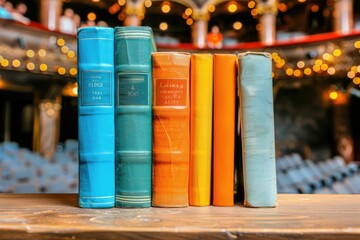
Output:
189 54 213 206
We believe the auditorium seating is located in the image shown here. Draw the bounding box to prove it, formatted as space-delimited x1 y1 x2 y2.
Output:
0 141 78 193
277 153 360 194
1 141 359 194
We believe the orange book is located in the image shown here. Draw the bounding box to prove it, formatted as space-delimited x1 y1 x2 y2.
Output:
213 54 236 206
152 52 190 207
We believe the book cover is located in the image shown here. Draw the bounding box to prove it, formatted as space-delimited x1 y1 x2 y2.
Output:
114 26 156 208
77 27 115 208
213 54 236 206
238 52 277 208
189 54 213 206
152 52 190 207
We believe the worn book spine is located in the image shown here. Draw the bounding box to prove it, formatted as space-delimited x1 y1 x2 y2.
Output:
152 52 190 207
213 54 236 206
189 54 213 206
77 27 115 208
114 26 156 208
238 52 277 208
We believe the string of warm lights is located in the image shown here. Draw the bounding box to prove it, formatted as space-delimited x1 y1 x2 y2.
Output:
56 37 77 76
268 38 360 102
0 37 76 78
105 0 259 31
347 40 360 86
270 45 346 79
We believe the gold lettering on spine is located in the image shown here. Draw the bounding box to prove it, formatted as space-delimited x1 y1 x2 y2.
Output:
89 75 104 100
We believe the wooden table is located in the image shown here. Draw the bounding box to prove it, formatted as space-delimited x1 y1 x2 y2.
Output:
0 194 359 239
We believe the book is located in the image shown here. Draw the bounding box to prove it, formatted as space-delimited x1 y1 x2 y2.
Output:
238 52 277 208
235 88 244 203
77 27 115 208
213 54 236 206
189 54 213 206
114 26 156 208
151 52 190 207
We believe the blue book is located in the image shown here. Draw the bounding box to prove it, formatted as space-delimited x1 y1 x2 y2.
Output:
114 26 156 208
77 27 115 208
238 52 277 208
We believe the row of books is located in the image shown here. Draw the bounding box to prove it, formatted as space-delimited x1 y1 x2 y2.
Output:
77 26 277 208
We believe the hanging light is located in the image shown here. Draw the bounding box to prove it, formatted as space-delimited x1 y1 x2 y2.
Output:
144 0 152 8
329 91 338 100
347 71 355 79
227 2 238 13
248 1 255 9
109 4 120 14
233 21 242 30
294 69 301 77
87 12 97 21
26 62 35 71
159 22 168 31
286 68 294 76
58 67 66 75
278 3 287 12
311 5 319 13
40 64 48 72
353 77 360 85
304 68 312 76
161 2 171 14
70 68 78 76
26 50 35 58
327 67 336 75
57 38 65 47
333 49 342 57
297 61 305 68
208 5 215 12
38 49 47 57
12 59 21 68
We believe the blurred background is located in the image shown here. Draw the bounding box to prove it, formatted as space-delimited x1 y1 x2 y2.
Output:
0 0 360 194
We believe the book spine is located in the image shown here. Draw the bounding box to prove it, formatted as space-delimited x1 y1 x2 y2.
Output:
152 52 190 207
238 52 277 208
213 54 236 206
77 27 115 208
189 54 213 206
114 27 156 208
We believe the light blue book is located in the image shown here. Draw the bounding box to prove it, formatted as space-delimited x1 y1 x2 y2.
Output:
114 26 156 208
238 52 277 208
77 27 115 208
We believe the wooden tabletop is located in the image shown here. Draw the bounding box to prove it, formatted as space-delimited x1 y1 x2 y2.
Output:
0 194 360 240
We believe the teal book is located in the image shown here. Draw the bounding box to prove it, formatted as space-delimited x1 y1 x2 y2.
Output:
77 27 115 208
238 52 277 208
114 26 156 208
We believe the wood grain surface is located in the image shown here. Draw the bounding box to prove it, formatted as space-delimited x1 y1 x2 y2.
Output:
0 194 360 240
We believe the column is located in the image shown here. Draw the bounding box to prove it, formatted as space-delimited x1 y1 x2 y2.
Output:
332 96 354 163
256 0 278 46
124 3 144 26
3 101 11 142
192 12 209 48
333 0 353 34
39 0 62 31
33 94 62 159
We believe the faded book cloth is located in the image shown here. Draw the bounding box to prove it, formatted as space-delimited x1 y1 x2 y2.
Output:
238 52 277 208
